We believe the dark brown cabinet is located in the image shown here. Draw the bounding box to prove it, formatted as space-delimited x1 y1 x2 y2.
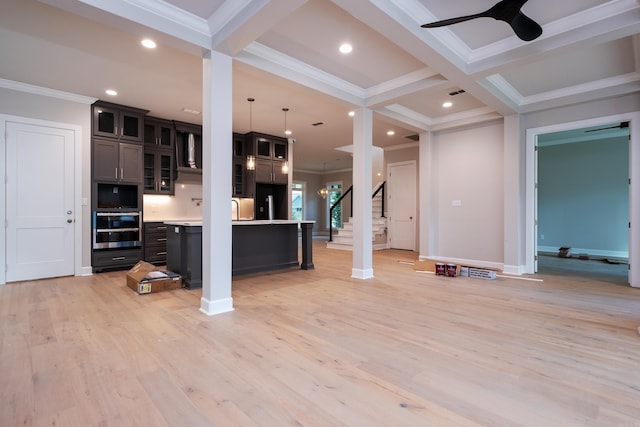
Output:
255 160 288 184
144 150 174 195
246 132 289 185
92 101 146 142
144 117 174 150
233 132 251 197
92 138 143 184
144 222 168 265
92 248 142 272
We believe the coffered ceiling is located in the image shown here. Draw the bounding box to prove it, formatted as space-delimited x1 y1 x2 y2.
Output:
1 0 639 172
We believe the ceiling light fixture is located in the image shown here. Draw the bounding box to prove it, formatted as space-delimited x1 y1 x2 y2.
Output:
348 111 355 117
283 107 292 136
105 89 117 96
141 39 157 49
443 101 453 108
387 130 395 136
182 107 200 115
247 98 256 171
339 43 353 54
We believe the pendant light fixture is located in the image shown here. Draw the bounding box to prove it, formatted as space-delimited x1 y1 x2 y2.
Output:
283 107 292 136
317 162 329 199
282 107 291 174
246 97 256 171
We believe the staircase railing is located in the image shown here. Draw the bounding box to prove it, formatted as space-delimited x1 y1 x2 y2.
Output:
329 182 386 242
329 186 352 242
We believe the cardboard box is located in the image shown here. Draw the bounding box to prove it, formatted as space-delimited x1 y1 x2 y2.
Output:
468 267 497 280
126 261 182 294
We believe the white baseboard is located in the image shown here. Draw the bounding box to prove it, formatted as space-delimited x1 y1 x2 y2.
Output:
351 268 374 280
538 245 628 259
200 297 234 316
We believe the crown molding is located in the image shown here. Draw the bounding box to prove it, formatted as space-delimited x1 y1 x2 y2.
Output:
0 78 97 104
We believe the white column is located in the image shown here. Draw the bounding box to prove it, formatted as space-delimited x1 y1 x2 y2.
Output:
200 51 234 315
287 138 294 219
503 115 524 275
418 130 433 259
352 108 374 279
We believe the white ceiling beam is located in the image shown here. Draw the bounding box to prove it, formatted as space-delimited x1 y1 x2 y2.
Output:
364 71 449 109
38 0 212 50
236 42 365 106
209 0 308 56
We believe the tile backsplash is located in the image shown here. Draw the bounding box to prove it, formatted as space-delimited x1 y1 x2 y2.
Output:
143 183 203 221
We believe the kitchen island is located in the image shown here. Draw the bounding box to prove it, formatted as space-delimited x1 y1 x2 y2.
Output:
165 220 314 289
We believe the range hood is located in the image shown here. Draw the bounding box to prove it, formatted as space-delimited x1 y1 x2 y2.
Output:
175 165 202 183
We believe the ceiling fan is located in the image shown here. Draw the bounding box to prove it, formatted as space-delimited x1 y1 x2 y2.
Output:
421 0 543 42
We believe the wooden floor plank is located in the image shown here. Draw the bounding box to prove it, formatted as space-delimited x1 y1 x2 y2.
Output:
1 240 639 426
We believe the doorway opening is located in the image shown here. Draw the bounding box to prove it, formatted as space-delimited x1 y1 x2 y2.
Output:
536 122 629 283
526 112 639 287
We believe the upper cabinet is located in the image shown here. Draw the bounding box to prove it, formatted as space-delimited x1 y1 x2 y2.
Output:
251 133 288 161
246 132 289 185
92 139 143 184
144 117 174 150
233 132 250 197
92 101 148 143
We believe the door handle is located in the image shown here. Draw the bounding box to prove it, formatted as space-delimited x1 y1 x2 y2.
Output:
67 210 72 215
67 219 73 223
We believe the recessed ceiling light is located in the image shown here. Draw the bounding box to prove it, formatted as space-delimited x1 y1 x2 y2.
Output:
387 130 395 136
339 43 353 54
348 111 355 117
285 130 292 135
105 89 117 96
141 39 157 49
182 107 200 115
443 101 453 108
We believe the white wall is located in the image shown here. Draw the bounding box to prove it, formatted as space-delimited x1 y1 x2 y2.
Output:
0 86 93 271
431 121 505 265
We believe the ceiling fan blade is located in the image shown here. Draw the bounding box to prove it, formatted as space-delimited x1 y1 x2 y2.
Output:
421 13 485 28
421 0 542 41
509 12 543 41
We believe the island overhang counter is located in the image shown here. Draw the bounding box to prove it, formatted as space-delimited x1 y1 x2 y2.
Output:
164 220 315 289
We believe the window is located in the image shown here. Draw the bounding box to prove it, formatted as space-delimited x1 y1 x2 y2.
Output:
326 182 342 229
292 182 304 221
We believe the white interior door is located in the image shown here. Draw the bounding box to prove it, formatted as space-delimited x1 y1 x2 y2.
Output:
388 161 416 250
6 121 75 282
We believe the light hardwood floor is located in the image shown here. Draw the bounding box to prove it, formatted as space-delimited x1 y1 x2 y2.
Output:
1 240 640 426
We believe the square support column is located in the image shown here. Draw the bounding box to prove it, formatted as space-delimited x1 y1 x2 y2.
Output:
200 51 234 315
418 130 434 259
352 108 374 279
503 115 524 275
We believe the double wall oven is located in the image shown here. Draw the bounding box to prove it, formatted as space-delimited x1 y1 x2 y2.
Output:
92 211 142 249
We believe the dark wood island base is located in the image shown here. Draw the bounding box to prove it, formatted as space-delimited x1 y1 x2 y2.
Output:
166 220 314 289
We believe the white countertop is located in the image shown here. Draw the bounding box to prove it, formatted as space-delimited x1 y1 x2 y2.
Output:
164 219 315 227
